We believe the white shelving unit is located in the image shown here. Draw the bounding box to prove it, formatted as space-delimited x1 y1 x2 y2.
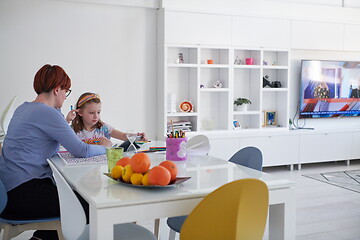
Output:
157 44 290 139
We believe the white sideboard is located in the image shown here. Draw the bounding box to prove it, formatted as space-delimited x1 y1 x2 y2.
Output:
189 128 359 169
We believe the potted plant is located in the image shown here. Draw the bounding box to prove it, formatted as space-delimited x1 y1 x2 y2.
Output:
234 97 251 111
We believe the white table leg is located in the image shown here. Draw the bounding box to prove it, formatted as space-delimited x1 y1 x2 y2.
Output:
89 205 113 240
268 188 296 240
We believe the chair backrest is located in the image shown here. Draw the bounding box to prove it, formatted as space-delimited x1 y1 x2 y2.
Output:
0 179 8 214
180 178 269 240
1 96 17 134
47 160 87 240
186 135 210 156
229 146 263 171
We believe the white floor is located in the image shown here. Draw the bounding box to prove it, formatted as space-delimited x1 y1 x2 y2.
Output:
2 160 360 240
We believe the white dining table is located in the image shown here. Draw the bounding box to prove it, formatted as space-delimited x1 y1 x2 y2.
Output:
50 151 295 240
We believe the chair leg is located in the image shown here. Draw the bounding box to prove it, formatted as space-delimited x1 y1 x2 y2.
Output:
154 219 160 239
168 229 177 240
2 224 12 240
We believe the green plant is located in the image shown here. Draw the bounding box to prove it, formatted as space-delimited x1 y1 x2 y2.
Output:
234 97 251 106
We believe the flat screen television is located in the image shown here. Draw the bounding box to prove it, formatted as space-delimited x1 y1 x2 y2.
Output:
299 60 360 118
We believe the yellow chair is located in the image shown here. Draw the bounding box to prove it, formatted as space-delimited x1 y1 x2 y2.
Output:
179 178 269 240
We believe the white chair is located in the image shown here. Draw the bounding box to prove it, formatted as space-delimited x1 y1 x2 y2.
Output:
186 135 210 155
0 96 17 135
47 159 156 240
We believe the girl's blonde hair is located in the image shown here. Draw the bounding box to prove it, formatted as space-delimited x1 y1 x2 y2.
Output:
72 92 103 133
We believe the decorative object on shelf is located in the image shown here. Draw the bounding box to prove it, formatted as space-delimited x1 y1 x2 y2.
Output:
201 118 215 130
176 53 184 64
263 60 268 65
263 75 271 88
234 56 241 65
233 120 241 129
213 80 223 88
263 75 282 88
200 84 205 88
272 61 277 66
167 93 177 113
207 59 214 64
179 101 193 112
234 97 251 111
265 111 277 126
245 58 254 65
271 81 282 88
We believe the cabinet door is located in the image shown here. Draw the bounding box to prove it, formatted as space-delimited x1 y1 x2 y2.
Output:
344 24 360 52
232 16 291 48
209 138 240 160
291 20 343 51
239 135 298 167
299 132 352 164
351 131 360 159
164 11 231 45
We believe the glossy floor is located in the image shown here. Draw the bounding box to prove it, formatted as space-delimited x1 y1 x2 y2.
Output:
2 160 360 240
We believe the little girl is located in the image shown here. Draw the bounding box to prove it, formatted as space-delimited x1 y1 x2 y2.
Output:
67 92 145 146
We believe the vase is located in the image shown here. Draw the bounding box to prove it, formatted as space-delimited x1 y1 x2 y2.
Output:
234 104 248 111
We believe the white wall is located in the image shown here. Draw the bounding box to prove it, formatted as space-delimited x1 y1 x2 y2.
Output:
0 0 158 138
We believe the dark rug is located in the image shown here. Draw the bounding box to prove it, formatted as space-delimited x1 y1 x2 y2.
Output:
303 170 360 193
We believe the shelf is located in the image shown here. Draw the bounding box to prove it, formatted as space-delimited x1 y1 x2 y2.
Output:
262 88 288 92
167 63 198 68
167 112 198 117
234 65 261 69
233 110 261 115
263 65 288 70
200 64 229 68
200 88 230 92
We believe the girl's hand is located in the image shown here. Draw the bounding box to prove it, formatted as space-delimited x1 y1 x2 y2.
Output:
98 137 112 148
66 110 78 124
137 132 147 141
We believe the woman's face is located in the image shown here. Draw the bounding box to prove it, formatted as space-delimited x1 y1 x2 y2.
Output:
78 102 102 128
54 87 69 108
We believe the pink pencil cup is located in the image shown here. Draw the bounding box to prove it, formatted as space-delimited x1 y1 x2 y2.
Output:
246 58 254 65
166 137 187 161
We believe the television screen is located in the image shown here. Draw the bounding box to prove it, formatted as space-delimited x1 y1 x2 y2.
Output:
299 60 360 118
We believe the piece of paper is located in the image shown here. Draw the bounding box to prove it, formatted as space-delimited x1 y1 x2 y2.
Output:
58 152 107 165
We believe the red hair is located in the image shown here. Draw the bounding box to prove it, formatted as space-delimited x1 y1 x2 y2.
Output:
33 64 71 94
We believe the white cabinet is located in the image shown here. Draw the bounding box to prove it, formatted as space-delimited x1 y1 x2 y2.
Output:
157 45 290 138
209 138 240 160
291 20 343 51
232 16 291 48
343 24 360 52
299 132 352 164
351 131 360 159
239 134 299 167
163 11 232 45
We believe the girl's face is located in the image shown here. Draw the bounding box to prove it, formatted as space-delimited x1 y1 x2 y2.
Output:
78 102 102 128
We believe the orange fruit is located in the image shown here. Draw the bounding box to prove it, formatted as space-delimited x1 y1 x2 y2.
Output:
159 160 178 181
130 153 151 173
148 166 171 186
111 165 124 180
122 165 134 183
131 173 143 185
116 157 131 167
142 172 150 186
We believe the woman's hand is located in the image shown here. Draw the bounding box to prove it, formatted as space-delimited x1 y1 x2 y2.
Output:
66 110 78 124
98 137 112 148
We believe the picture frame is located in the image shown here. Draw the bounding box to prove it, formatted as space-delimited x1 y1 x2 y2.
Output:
233 120 241 129
264 111 277 126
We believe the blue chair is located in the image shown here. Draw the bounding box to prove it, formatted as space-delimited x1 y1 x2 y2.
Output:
229 146 263 171
0 178 63 240
167 146 263 240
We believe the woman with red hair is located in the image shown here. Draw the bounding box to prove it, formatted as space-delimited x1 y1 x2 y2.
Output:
0 64 109 240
